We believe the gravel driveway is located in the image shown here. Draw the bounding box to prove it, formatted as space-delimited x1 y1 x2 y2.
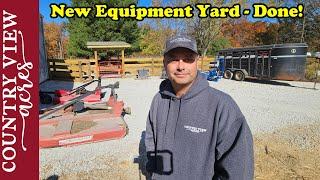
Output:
40 77 320 179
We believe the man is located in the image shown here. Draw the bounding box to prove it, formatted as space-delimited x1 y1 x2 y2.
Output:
145 35 254 180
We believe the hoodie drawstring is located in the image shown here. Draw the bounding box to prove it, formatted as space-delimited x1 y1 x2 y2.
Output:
164 97 172 134
174 99 182 138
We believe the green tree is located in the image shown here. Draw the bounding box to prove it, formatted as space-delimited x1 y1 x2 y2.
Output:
138 0 176 56
207 37 231 55
67 0 140 58
139 24 175 56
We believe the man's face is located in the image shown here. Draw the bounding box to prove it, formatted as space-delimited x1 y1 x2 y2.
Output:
164 48 198 86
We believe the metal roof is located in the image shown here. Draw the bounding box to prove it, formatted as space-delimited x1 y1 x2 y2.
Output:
219 43 308 52
86 41 131 49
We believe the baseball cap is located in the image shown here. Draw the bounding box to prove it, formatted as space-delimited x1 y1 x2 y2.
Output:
164 35 198 55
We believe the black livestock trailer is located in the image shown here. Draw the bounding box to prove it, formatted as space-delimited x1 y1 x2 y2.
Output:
217 43 308 81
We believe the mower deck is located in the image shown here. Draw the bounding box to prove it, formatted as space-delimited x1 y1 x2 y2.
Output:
39 80 129 148
39 113 128 148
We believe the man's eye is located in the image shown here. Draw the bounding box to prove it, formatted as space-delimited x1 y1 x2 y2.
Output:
168 57 179 62
166 57 195 63
184 58 194 62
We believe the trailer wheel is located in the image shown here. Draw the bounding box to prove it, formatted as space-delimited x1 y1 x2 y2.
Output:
223 70 233 79
234 71 245 81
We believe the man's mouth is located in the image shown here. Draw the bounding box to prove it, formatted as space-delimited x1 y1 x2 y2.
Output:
174 73 188 77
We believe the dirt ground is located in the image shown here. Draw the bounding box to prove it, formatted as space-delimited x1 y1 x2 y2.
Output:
254 122 320 180
47 122 320 180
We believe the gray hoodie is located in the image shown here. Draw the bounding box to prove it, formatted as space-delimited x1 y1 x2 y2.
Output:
145 72 254 180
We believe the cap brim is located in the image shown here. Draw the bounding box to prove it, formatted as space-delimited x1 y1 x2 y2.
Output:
164 44 198 55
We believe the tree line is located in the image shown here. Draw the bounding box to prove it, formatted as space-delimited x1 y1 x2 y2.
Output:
44 0 320 59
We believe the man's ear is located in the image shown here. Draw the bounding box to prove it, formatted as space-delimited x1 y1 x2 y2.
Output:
196 55 200 62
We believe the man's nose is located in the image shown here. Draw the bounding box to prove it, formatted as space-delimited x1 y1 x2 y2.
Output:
177 59 185 70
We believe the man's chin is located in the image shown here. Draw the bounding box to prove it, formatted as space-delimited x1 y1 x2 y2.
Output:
172 78 192 86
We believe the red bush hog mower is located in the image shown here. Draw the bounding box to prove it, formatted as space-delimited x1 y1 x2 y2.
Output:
39 80 130 148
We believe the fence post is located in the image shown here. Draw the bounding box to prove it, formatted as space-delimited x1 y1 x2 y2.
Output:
151 58 155 76
121 49 125 75
78 60 83 82
94 51 99 78
87 61 92 80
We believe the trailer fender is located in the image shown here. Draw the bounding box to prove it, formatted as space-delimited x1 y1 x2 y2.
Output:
238 69 249 77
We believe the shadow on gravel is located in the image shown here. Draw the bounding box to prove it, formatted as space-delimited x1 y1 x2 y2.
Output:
245 79 292 86
244 79 318 90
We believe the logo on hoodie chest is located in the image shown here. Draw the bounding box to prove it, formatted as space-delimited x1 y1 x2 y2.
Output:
184 125 207 133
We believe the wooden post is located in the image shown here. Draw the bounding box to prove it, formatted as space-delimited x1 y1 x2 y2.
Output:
94 50 99 78
151 58 154 76
78 60 83 82
121 49 125 75
87 61 92 80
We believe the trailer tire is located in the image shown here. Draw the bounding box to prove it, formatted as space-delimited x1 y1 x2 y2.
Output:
234 71 245 81
224 70 233 79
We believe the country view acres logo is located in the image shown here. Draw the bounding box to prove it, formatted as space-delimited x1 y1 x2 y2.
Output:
1 10 34 173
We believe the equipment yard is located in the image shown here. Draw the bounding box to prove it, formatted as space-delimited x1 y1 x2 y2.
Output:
40 77 320 180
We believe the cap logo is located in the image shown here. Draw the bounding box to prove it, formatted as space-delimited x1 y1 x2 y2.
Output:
170 37 192 43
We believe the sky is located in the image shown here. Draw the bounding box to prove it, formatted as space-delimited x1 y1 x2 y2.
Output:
40 0 70 23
